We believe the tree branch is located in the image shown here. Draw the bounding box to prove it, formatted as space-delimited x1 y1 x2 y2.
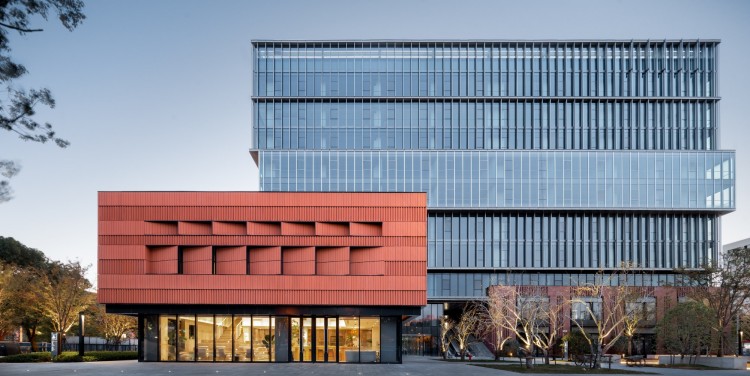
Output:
0 22 43 33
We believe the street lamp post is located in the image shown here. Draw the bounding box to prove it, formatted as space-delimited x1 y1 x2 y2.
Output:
79 312 85 357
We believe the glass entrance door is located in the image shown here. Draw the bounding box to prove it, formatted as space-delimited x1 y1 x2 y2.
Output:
291 316 337 362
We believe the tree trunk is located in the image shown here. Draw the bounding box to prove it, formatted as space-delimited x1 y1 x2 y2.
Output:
460 349 465 361
24 326 37 352
627 336 632 356
595 343 604 369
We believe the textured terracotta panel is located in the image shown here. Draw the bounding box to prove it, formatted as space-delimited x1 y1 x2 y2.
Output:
213 221 247 235
248 246 281 275
215 246 246 274
99 191 427 208
350 222 382 236
100 235 425 247
146 246 178 274
181 246 212 274
315 247 349 275
281 222 315 236
315 222 349 236
178 221 212 235
247 221 281 235
98 245 145 260
100 206 427 223
382 221 427 236
99 221 145 235
99 260 144 275
144 221 178 235
282 246 315 275
350 247 385 276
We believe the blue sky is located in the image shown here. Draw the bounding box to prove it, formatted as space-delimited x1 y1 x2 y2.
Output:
1 0 748 284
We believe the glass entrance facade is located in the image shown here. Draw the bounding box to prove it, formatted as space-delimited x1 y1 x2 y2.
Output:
142 314 387 363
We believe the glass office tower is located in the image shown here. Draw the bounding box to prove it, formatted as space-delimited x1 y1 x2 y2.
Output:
250 40 735 355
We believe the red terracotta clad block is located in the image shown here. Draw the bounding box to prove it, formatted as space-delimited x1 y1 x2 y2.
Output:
215 246 246 274
98 192 426 307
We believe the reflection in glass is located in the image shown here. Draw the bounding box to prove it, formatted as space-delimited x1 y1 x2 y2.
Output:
360 318 380 363
291 318 301 361
143 315 159 361
196 315 213 361
177 315 195 361
338 317 359 362
302 318 312 361
214 315 231 361
270 317 276 362
159 315 176 361
252 316 271 361
233 316 252 361
327 317 337 362
315 318 325 362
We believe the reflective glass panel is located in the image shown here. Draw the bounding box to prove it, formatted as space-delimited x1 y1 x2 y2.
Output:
214 315 231 361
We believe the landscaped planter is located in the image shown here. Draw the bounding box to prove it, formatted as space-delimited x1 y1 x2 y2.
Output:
658 355 750 369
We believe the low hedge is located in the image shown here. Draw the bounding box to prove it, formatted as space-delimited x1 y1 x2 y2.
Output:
0 352 52 363
0 351 138 363
54 352 93 362
54 351 137 362
82 351 137 361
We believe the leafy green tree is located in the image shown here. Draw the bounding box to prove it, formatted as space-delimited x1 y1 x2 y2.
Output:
677 248 750 356
88 303 136 345
657 301 713 364
40 261 92 349
0 265 46 350
561 329 589 358
0 0 86 202
0 236 48 269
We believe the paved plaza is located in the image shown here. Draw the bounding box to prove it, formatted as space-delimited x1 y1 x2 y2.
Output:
1 356 749 376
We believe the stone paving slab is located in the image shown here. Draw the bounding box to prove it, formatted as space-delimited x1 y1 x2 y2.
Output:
1 356 748 376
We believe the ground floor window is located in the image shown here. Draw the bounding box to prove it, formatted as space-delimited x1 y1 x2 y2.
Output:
141 314 395 363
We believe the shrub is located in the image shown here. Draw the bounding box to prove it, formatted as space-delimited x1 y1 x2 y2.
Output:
52 351 138 362
53 352 83 362
0 352 52 363
84 351 137 361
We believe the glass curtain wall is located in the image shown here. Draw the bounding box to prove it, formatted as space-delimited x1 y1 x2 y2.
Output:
259 150 735 211
253 42 718 99
153 314 386 363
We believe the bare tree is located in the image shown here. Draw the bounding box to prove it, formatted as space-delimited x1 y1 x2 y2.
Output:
439 315 454 359
485 285 561 367
477 288 514 360
623 293 655 356
570 267 647 368
531 296 565 364
453 303 482 361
